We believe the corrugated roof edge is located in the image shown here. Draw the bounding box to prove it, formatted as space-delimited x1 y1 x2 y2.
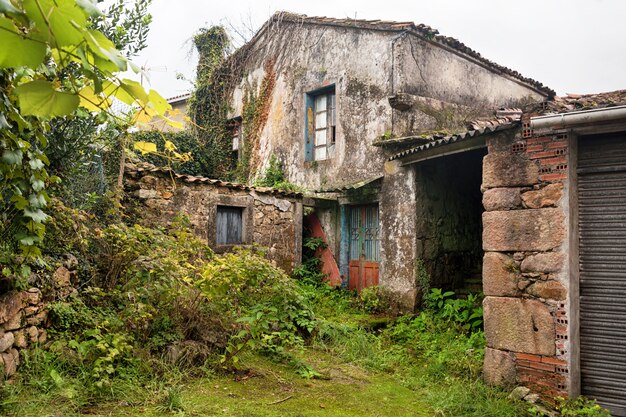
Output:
127 163 303 199
388 122 518 161
233 11 554 98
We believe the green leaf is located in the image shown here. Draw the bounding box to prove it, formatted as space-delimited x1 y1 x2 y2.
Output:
14 80 79 117
28 193 47 208
28 158 44 170
2 149 23 164
24 208 48 223
0 17 47 68
10 194 28 209
83 29 127 71
23 0 87 47
16 233 39 246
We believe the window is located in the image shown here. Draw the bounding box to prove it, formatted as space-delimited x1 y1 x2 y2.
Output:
305 86 336 161
216 206 244 245
228 117 243 163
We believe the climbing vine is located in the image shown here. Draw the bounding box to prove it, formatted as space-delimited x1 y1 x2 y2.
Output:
187 26 276 183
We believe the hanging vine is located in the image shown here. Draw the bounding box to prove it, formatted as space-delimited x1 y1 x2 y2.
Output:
188 26 276 183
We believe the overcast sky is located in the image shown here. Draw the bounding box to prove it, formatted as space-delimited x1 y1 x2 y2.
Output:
127 0 626 99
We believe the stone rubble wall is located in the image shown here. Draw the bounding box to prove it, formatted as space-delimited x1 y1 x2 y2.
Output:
482 125 570 399
124 165 302 273
0 260 77 380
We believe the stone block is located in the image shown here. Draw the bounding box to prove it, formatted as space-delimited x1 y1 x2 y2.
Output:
26 311 47 326
483 209 565 252
484 347 517 387
483 188 522 211
520 252 565 273
521 183 564 209
136 188 158 199
2 349 18 377
483 252 519 297
484 297 555 356
3 311 22 331
23 306 38 316
527 281 567 300
0 332 14 353
13 331 27 349
24 288 41 305
38 329 47 343
54 266 71 288
483 153 539 188
0 292 26 325
27 326 39 343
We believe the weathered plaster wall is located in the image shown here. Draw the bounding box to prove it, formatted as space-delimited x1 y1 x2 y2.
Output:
228 21 547 191
379 165 418 310
396 35 545 109
124 164 302 273
481 124 571 399
414 148 485 292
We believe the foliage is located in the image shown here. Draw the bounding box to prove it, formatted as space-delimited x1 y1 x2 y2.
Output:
292 236 327 286
424 288 484 331
91 0 153 57
193 247 317 367
254 154 302 192
186 26 238 180
132 130 208 176
357 286 391 314
0 0 172 257
551 396 612 417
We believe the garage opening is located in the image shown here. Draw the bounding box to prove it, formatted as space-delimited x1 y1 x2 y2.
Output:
414 147 486 295
578 132 626 416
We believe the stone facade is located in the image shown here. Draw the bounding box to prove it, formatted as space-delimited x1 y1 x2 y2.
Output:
222 12 549 307
124 162 303 273
482 124 571 398
0 261 77 379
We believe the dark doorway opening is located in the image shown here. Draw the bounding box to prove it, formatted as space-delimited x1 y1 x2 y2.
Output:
414 147 486 295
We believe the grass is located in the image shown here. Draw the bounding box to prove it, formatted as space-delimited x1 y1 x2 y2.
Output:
0 285 531 417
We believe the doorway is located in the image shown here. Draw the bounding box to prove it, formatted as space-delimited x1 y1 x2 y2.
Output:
348 204 380 292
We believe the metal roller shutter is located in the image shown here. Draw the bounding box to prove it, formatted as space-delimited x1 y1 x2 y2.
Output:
578 132 626 417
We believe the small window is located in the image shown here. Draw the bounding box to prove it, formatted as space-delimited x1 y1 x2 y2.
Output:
216 206 244 245
228 118 243 163
305 86 336 161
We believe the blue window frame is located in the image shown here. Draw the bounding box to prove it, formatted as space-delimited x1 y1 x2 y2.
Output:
305 86 336 161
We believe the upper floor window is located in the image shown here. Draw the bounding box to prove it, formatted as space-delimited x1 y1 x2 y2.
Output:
228 117 243 164
305 86 336 161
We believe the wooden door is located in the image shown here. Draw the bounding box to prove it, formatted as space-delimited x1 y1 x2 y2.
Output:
348 204 380 292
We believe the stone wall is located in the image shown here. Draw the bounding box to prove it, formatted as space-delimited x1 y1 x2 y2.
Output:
0 260 77 379
125 163 303 273
414 148 485 292
482 124 570 398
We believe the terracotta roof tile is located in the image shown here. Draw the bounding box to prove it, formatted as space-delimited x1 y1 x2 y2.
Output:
127 162 303 198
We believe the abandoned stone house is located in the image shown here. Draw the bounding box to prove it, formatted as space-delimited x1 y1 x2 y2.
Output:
212 12 626 413
223 12 554 309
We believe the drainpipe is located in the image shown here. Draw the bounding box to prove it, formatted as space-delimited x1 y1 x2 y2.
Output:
530 105 626 130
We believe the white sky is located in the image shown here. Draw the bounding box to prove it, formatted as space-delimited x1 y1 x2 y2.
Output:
128 0 626 99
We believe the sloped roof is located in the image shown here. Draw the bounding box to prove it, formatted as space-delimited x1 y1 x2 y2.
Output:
390 90 626 163
250 12 554 97
537 90 626 114
388 122 517 161
126 162 303 198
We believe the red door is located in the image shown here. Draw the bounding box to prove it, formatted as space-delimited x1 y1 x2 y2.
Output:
348 204 380 292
